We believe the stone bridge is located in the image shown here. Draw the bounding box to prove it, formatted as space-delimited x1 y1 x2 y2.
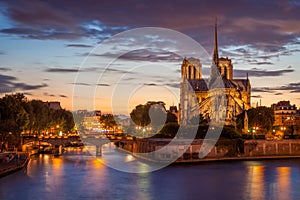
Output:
22 136 82 146
22 135 134 156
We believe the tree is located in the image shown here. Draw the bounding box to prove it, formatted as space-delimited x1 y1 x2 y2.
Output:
130 101 167 127
0 93 76 146
24 100 51 135
166 111 178 124
0 94 29 146
100 114 117 130
49 109 75 134
130 104 151 127
237 107 274 135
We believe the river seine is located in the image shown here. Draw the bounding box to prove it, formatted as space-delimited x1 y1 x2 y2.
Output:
1 146 300 200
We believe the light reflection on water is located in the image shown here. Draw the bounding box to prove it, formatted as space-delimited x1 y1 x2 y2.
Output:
245 165 265 200
0 148 300 200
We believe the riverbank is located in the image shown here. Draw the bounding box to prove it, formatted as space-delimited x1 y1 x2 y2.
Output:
117 138 300 163
0 152 29 178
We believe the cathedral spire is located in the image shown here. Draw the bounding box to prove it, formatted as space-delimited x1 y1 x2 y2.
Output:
212 18 219 65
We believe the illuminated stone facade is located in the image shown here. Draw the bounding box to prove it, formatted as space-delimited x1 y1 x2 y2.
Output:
180 22 251 126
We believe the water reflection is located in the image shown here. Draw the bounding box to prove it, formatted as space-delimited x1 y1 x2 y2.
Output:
245 165 265 200
276 167 291 200
1 149 300 200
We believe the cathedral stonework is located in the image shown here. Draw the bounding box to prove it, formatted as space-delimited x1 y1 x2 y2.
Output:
180 22 251 126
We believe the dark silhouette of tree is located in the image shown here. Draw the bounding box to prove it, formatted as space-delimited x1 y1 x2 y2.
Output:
100 114 117 130
0 93 29 146
130 101 167 127
0 93 75 147
166 111 178 123
24 100 51 135
237 107 274 134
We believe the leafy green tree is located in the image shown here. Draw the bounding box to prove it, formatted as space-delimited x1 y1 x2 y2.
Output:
24 100 51 135
0 93 29 146
0 93 76 145
237 107 274 134
100 114 117 130
50 109 75 134
166 111 178 124
130 104 151 127
130 101 167 127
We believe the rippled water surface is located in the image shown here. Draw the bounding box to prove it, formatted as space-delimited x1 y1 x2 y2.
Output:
1 147 300 200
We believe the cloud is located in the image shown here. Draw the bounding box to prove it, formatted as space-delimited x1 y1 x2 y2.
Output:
96 83 110 86
0 27 82 40
253 62 274 65
70 82 110 87
253 82 300 94
45 68 79 73
165 83 180 88
234 67 294 77
70 82 91 86
251 95 262 98
43 92 55 97
59 94 67 98
116 49 182 62
0 67 11 71
279 82 300 93
65 44 93 48
1 0 300 57
251 88 272 93
0 74 48 93
144 83 158 86
13 83 48 90
44 66 137 76
23 92 33 96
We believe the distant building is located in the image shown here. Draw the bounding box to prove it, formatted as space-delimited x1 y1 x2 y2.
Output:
271 101 297 127
271 100 300 137
82 110 101 132
169 105 179 122
169 105 178 113
180 21 251 126
44 101 62 110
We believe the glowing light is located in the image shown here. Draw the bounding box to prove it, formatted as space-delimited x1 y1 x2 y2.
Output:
125 154 135 162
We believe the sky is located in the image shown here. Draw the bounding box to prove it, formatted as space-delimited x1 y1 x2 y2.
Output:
0 0 300 115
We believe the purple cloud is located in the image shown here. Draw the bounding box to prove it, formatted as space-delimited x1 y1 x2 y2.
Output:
1 0 299 55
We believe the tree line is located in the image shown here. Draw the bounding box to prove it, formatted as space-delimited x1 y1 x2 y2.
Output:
128 101 275 139
0 93 75 146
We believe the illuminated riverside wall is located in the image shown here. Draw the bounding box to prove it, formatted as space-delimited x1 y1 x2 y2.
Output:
119 139 300 162
243 140 300 157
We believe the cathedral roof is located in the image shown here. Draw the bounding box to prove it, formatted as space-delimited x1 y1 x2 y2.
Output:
188 79 208 91
188 78 249 92
224 79 249 91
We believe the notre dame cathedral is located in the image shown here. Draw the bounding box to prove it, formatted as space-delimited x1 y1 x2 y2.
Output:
180 22 251 126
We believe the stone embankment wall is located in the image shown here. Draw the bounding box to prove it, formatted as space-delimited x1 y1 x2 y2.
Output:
119 139 300 163
243 140 300 156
